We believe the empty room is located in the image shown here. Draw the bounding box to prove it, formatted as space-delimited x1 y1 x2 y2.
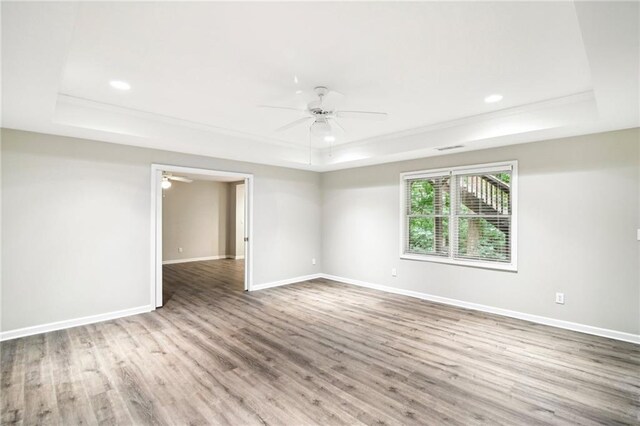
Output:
1 1 638 425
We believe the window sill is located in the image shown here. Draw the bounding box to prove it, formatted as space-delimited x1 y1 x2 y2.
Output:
400 253 518 272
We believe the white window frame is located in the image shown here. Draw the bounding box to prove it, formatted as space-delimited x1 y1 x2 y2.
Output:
399 160 518 272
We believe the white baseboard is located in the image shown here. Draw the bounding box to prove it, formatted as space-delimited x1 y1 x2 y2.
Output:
4 273 635 345
0 305 154 342
163 255 227 265
251 273 323 291
320 274 640 345
234 255 245 260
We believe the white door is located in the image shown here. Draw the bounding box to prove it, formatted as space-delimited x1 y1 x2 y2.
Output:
235 183 245 259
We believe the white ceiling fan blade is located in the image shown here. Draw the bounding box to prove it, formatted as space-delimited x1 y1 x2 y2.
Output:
258 105 307 113
274 117 313 133
168 175 193 183
336 110 388 121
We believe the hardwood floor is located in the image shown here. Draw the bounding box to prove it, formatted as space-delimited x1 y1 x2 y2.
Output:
1 259 639 425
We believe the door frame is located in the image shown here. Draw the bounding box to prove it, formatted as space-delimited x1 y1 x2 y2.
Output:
150 164 254 308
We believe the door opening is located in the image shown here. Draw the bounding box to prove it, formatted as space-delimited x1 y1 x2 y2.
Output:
150 164 253 308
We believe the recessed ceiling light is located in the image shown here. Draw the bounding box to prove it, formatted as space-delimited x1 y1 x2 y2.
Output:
324 135 336 142
109 80 131 91
484 94 503 103
296 90 303 95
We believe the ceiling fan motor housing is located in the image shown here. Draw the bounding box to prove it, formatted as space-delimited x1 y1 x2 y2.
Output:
308 86 332 114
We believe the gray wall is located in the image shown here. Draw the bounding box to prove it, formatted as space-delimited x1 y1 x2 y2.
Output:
162 180 228 261
1 129 322 332
322 128 640 334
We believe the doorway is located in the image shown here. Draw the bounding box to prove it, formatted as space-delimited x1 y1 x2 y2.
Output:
150 164 253 308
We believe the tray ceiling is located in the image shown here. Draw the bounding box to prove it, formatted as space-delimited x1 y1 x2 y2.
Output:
2 1 638 171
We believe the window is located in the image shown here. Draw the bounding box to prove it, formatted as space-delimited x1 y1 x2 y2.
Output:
401 161 517 271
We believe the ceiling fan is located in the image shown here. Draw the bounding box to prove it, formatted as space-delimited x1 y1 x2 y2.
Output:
162 173 193 189
259 86 388 143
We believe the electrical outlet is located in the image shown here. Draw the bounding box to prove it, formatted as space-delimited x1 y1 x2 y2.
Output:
555 292 565 304
311 258 316 265
391 268 397 277
178 247 183 253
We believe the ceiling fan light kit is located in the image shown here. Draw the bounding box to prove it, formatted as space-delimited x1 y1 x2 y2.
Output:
310 119 332 137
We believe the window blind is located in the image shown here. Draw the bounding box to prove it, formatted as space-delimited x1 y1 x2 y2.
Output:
405 175 450 257
453 171 511 263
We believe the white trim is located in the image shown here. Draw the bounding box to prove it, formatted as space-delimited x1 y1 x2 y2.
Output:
162 255 228 265
399 172 407 261
150 167 162 309
234 255 245 260
327 92 594 158
451 164 514 175
399 253 517 271
243 177 253 291
151 164 254 308
57 94 307 151
0 305 153 342
510 161 519 269
3 274 635 344
251 274 323 291
401 170 450 180
400 160 517 180
319 274 640 344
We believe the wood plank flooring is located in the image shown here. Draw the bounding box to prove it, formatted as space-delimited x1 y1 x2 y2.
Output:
1 259 639 425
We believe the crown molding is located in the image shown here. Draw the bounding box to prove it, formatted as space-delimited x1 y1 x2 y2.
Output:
56 93 305 151
51 91 599 172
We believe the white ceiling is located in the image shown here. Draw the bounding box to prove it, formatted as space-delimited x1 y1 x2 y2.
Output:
2 1 638 171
